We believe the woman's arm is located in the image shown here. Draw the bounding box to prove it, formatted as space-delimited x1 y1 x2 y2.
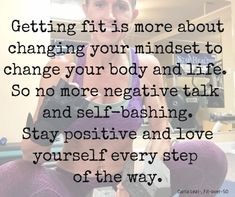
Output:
21 55 74 163
139 54 171 156
115 54 170 197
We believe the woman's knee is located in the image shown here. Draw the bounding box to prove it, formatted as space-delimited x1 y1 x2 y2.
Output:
170 140 227 172
165 140 227 196
0 159 42 177
0 160 39 195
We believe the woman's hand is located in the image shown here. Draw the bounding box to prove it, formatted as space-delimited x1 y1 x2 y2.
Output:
146 139 171 159
116 183 129 197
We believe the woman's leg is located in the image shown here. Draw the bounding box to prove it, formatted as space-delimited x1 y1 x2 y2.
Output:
165 140 227 197
0 160 119 197
0 160 71 197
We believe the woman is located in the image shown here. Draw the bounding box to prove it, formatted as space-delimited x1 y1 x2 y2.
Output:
0 0 227 196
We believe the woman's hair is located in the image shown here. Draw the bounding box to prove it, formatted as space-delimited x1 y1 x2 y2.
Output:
85 0 136 8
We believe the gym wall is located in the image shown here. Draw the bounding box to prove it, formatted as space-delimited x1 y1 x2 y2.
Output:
0 0 51 142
